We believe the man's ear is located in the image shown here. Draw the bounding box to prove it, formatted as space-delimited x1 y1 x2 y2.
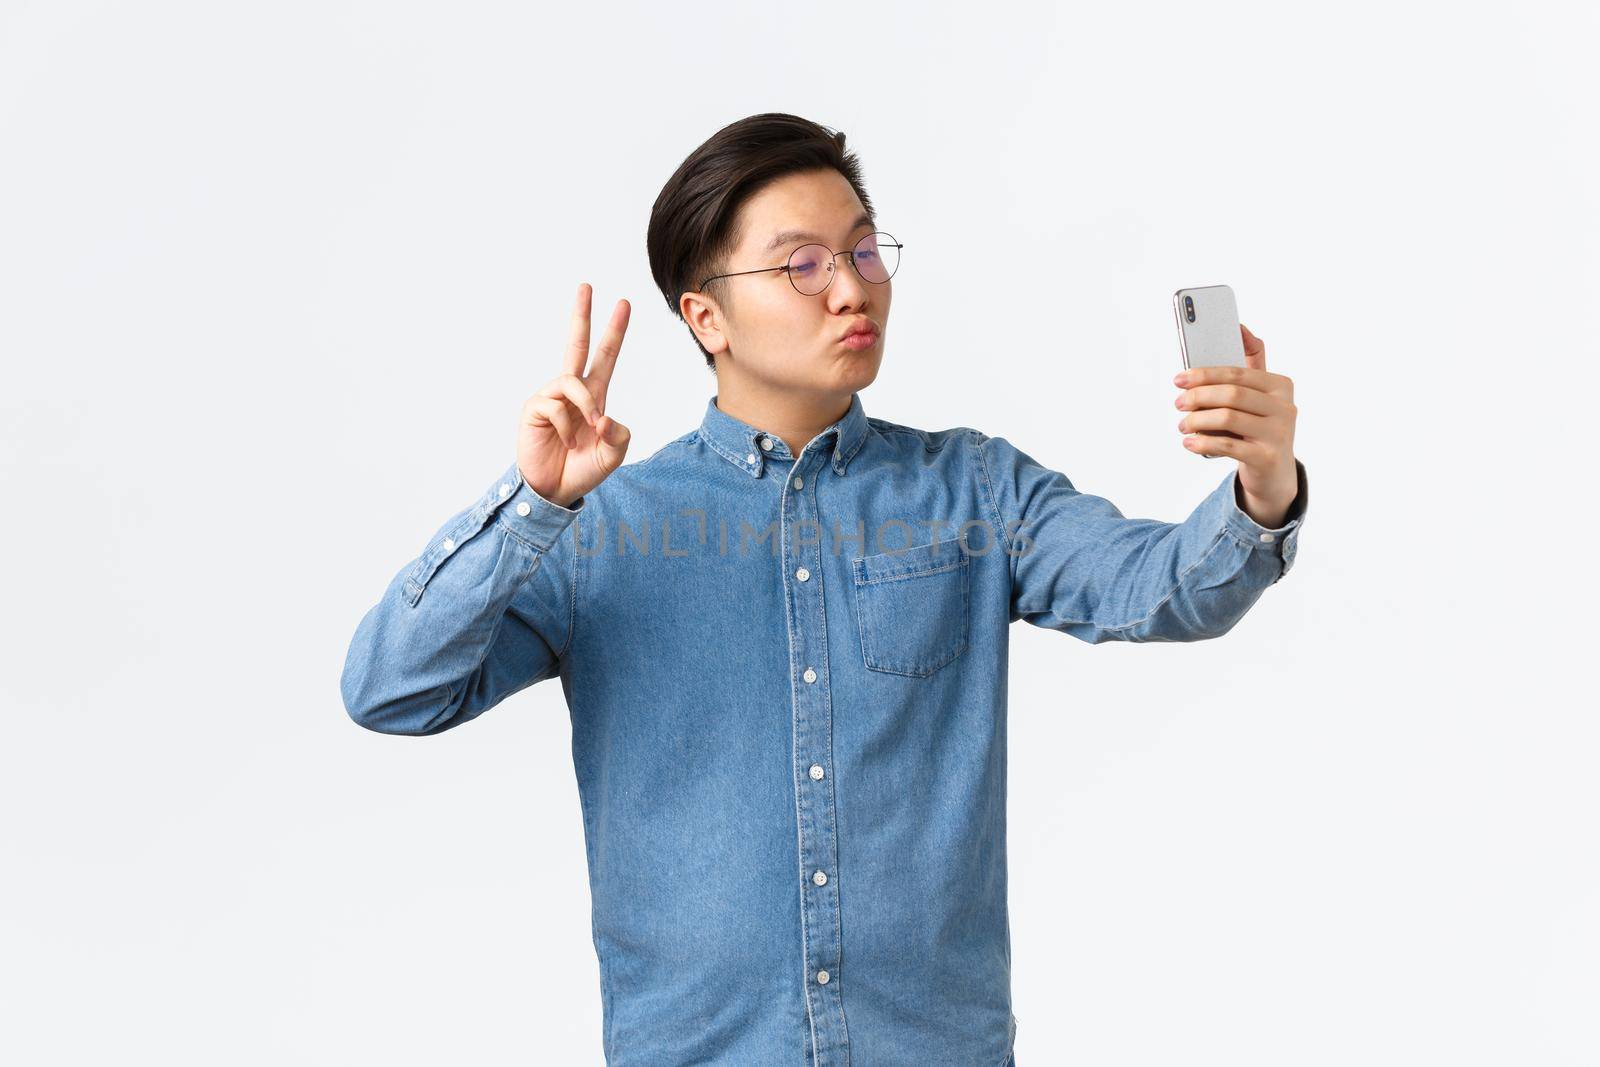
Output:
680 289 730 359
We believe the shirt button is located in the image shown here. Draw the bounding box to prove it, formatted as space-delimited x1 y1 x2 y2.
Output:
809 764 825 780
803 667 817 684
1259 532 1276 543
796 567 810 582
793 475 803 490
516 501 532 516
746 452 757 465
760 436 773 451
816 970 830 985
498 483 510 499
813 869 828 886
442 538 456 552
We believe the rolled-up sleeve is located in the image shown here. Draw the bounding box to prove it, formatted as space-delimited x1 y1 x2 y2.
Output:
972 429 1308 643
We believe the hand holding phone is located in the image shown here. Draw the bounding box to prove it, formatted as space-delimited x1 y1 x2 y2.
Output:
1169 287 1301 524
1171 286 1305 527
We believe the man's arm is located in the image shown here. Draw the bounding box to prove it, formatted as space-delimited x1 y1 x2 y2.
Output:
340 462 582 735
341 281 634 735
973 430 1308 643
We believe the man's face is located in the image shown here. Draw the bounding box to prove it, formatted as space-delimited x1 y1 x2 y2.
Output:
684 168 890 397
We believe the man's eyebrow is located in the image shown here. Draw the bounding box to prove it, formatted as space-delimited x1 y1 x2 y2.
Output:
761 211 875 256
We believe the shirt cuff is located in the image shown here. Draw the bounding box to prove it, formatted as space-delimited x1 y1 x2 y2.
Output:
484 460 585 552
1218 458 1309 582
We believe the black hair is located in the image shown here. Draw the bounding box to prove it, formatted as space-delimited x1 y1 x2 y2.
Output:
647 113 876 371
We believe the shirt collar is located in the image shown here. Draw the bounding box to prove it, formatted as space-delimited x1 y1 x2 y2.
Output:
698 391 871 479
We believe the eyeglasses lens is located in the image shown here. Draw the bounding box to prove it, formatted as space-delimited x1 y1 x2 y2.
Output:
786 232 900 295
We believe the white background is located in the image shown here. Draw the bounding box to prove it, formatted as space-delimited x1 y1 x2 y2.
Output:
2 2 1595 1063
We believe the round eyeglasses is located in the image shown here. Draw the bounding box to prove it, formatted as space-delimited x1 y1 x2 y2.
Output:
700 231 903 296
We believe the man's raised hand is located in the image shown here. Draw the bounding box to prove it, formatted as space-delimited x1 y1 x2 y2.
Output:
516 283 632 508
1173 323 1300 527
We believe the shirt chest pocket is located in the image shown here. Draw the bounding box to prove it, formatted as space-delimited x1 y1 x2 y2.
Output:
850 537 971 678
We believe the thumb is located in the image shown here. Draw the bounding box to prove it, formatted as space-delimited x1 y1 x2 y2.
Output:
1240 323 1267 371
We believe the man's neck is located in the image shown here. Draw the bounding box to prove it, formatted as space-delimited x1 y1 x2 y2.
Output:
714 379 852 459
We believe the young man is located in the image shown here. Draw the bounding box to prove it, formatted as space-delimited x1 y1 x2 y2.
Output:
341 112 1308 1067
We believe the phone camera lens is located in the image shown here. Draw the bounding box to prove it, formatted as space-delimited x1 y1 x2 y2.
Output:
1183 295 1196 323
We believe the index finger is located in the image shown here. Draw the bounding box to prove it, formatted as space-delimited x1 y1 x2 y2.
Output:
563 282 592 378
1175 362 1286 396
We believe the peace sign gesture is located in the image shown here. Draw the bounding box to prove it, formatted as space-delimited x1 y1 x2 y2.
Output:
516 283 633 508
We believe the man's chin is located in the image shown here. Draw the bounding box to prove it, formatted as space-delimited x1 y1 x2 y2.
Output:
833 352 881 389
830 339 882 363
761 350 880 394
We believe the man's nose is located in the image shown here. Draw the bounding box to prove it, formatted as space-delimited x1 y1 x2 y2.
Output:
827 252 872 308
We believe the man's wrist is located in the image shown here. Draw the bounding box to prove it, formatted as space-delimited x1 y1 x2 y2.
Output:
1236 464 1300 529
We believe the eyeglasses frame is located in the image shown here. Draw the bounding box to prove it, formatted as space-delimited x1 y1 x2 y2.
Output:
698 231 905 295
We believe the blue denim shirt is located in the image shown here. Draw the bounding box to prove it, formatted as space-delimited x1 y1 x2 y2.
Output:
341 391 1308 1066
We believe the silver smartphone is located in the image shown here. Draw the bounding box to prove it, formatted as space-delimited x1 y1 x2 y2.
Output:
1173 284 1245 448
1173 284 1246 370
